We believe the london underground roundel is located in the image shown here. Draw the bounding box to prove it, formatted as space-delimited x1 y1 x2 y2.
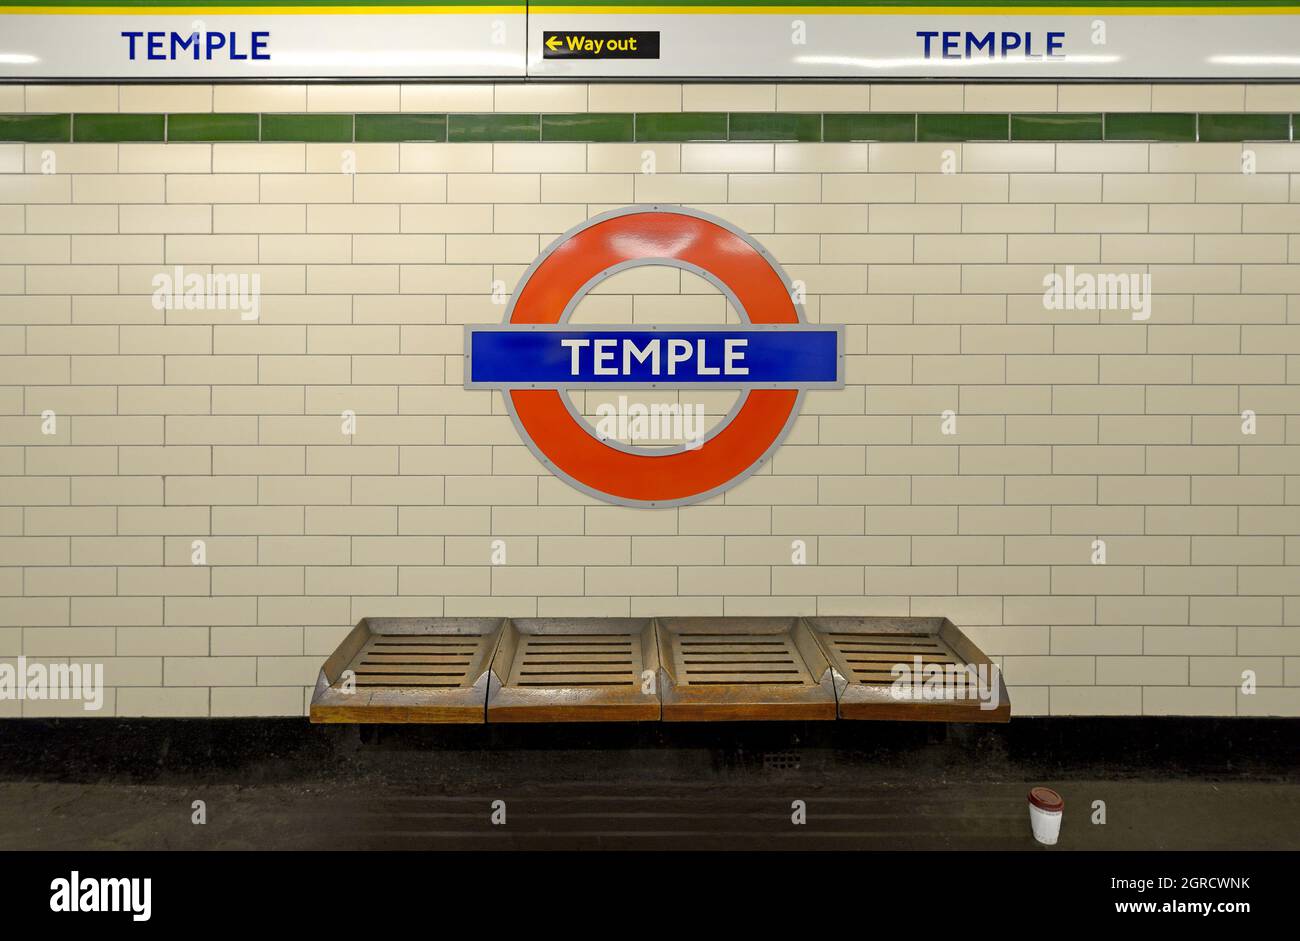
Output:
465 206 844 507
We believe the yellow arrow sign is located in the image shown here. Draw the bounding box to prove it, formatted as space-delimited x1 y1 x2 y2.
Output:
542 30 659 60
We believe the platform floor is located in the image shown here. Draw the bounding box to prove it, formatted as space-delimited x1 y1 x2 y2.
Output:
0 718 1296 851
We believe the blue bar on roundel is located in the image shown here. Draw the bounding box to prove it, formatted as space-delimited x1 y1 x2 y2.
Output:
466 326 843 389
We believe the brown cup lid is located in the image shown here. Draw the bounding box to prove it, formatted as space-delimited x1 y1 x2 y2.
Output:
1028 787 1064 812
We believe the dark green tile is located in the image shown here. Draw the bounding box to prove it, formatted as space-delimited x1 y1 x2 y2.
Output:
1012 113 1101 141
0 113 70 142
73 113 164 142
1104 112 1196 142
728 112 821 142
822 113 915 142
542 113 633 142
260 113 353 142
448 113 539 142
1198 113 1290 142
917 113 1008 142
355 113 446 142
167 113 259 142
635 112 727 142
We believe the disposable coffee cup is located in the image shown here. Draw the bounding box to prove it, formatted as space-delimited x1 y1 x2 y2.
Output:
1027 787 1064 845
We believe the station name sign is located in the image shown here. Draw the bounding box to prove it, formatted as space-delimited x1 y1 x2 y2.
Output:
1 2 1298 79
464 207 844 508
0 2 530 79
119 30 271 62
467 326 840 389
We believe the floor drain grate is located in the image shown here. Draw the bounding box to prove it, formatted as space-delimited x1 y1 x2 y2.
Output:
762 750 802 772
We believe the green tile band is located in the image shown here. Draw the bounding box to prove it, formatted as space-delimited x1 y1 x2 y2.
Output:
1198 113 1291 142
260 113 353 142
448 112 539 142
635 112 727 142
0 113 71 143
822 112 914 142
728 112 821 142
1012 113 1102 142
917 112 1009 142
355 113 447 142
0 112 1294 144
168 113 259 142
542 112 634 142
1104 112 1197 142
73 113 164 143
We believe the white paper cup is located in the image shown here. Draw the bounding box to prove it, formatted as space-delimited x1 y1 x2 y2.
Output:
1027 787 1064 845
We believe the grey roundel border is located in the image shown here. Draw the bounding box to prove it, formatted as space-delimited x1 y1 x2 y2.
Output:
475 204 830 510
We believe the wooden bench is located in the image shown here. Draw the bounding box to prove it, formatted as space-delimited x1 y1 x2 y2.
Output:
310 615 1009 724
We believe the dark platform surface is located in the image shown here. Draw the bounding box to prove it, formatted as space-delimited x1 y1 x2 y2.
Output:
0 717 1296 851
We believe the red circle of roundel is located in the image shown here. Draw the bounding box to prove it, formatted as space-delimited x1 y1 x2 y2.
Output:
507 209 800 506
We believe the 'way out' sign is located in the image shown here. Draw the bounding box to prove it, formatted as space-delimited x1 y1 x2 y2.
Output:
465 207 844 508
542 30 660 59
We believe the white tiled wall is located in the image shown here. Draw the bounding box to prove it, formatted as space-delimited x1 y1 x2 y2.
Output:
1 84 1299 718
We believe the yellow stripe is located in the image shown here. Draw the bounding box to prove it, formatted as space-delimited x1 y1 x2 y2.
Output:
3 3 1295 11
1 5 520 12
532 5 1300 12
